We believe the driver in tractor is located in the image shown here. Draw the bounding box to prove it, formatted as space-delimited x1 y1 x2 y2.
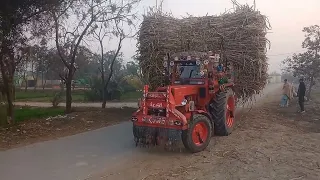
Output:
178 60 202 84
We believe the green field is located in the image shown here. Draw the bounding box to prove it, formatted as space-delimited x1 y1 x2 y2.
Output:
15 89 141 102
15 107 65 122
15 90 85 102
120 91 142 101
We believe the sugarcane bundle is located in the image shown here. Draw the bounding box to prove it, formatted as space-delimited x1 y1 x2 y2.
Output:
137 3 271 102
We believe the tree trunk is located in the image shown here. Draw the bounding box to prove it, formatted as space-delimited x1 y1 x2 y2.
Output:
33 77 38 91
41 71 44 90
0 85 7 126
102 78 106 108
98 40 107 109
24 78 28 92
102 98 107 108
6 81 14 124
101 69 106 108
65 77 72 113
42 79 47 90
101 36 123 108
307 76 314 100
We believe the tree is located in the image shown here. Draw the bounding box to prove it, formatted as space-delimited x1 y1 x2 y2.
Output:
84 52 124 102
101 36 124 108
125 61 140 76
51 0 140 113
0 0 63 124
282 25 320 99
281 72 299 84
122 61 143 90
90 0 139 108
73 46 95 80
28 44 49 90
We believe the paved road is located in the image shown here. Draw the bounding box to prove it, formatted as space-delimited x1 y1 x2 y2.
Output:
1 83 282 180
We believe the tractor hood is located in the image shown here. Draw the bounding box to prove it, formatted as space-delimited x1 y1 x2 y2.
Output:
169 85 201 106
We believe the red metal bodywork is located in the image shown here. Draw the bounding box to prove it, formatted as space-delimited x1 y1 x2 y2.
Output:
132 77 234 131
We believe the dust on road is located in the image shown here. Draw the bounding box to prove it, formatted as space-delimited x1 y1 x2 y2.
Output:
88 85 320 180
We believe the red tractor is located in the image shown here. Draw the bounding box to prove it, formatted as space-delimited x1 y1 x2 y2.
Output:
132 51 236 153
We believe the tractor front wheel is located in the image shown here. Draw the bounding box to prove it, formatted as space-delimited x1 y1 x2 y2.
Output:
182 114 212 153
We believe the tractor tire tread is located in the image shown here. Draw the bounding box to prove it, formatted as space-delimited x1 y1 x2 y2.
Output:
211 89 234 136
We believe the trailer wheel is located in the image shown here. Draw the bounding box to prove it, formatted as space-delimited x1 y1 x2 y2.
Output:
182 114 212 153
211 89 236 136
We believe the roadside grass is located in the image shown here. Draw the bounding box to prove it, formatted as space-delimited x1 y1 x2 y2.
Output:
15 90 142 102
15 90 86 102
120 91 142 101
15 107 65 122
313 92 320 101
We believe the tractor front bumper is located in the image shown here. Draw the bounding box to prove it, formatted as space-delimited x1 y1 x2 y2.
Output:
133 125 183 147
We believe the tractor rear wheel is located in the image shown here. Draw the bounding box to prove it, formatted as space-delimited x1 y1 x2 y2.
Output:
211 89 236 136
182 114 212 153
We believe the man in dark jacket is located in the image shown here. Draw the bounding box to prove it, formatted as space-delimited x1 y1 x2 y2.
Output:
297 78 306 113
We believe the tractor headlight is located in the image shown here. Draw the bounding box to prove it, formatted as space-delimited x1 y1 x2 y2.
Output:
181 99 188 106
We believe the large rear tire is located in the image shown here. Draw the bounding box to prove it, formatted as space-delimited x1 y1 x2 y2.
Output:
211 89 236 136
182 114 212 153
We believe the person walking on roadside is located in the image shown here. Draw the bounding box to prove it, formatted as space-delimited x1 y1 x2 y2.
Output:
287 82 294 106
297 78 306 113
280 79 291 107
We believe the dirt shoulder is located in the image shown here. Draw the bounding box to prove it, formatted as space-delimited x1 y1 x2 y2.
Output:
89 89 320 180
0 107 136 151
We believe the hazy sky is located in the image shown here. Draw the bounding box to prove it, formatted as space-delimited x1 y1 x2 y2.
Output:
96 0 320 73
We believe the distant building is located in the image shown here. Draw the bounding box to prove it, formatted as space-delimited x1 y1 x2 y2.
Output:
268 74 282 84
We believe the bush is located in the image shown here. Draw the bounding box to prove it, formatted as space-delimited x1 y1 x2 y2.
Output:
84 77 123 102
51 91 63 108
84 77 103 101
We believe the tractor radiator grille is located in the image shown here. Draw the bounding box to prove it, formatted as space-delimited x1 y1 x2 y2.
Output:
147 108 166 117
